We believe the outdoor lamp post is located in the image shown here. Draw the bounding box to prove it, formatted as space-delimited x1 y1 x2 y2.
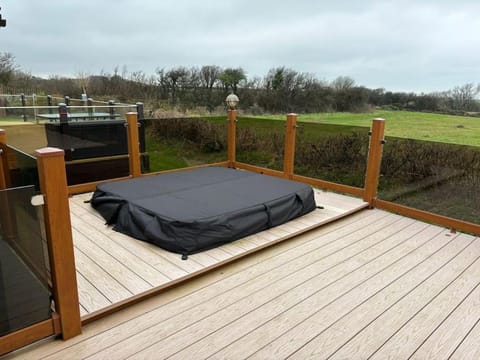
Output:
226 93 239 110
226 93 239 167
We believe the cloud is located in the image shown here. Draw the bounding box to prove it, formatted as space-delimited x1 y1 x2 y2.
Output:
1 0 479 92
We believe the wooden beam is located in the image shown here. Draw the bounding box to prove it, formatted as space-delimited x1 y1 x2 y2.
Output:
227 110 237 167
35 147 81 340
291 174 365 198
67 176 133 195
363 118 385 206
0 129 8 189
0 317 59 356
283 113 297 179
0 129 17 244
126 112 141 177
140 162 230 177
234 162 286 178
374 199 480 236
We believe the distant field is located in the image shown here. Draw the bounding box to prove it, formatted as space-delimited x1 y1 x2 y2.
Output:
258 110 480 146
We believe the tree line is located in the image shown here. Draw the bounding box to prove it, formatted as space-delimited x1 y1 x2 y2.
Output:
1 52 479 115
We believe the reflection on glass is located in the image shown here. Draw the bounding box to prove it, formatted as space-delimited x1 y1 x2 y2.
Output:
5 145 40 191
42 116 145 185
0 185 51 337
378 137 480 224
142 117 227 173
236 116 285 171
294 123 370 188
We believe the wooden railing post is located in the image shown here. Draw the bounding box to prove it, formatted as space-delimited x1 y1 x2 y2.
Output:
227 110 237 167
126 112 141 177
34 147 81 339
363 118 386 206
0 129 8 189
283 113 297 179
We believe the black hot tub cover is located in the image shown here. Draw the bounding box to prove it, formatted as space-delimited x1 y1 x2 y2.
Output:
91 167 316 255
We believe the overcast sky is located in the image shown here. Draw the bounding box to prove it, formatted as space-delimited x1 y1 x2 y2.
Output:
1 0 479 93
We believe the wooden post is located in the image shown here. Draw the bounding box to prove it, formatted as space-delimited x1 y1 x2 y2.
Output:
64 96 70 107
283 113 297 179
363 118 386 206
34 147 81 339
227 110 237 168
0 129 8 189
126 112 141 177
21 93 27 122
0 128 16 244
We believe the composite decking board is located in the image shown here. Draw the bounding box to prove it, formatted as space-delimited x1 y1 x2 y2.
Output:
71 207 192 279
6 211 378 358
289 234 479 359
184 218 431 359
70 189 368 315
10 210 376 360
72 227 160 292
72 230 153 296
165 216 425 360
75 271 111 314
99 214 426 356
370 254 480 359
450 318 480 360
73 247 133 303
328 236 480 359
244 225 452 360
9 210 480 360
72 204 207 274
150 223 449 360
31 209 385 360
88 214 420 359
408 268 480 360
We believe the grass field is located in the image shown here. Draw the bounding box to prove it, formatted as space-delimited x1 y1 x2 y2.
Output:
258 110 480 146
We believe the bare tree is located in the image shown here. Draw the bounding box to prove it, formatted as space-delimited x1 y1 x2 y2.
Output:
0 52 17 86
75 70 90 95
200 65 221 89
331 76 355 91
449 83 480 111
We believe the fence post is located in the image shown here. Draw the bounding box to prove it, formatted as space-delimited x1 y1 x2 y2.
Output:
58 103 68 124
108 100 115 119
136 102 144 120
64 96 70 107
0 129 8 189
227 110 237 167
363 118 386 206
283 113 297 179
47 95 53 114
21 93 27 122
87 98 93 117
34 147 81 339
126 112 141 177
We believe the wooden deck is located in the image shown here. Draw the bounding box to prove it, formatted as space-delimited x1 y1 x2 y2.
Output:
69 189 368 318
7 207 480 359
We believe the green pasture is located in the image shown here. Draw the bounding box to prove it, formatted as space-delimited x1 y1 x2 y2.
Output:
258 110 480 146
